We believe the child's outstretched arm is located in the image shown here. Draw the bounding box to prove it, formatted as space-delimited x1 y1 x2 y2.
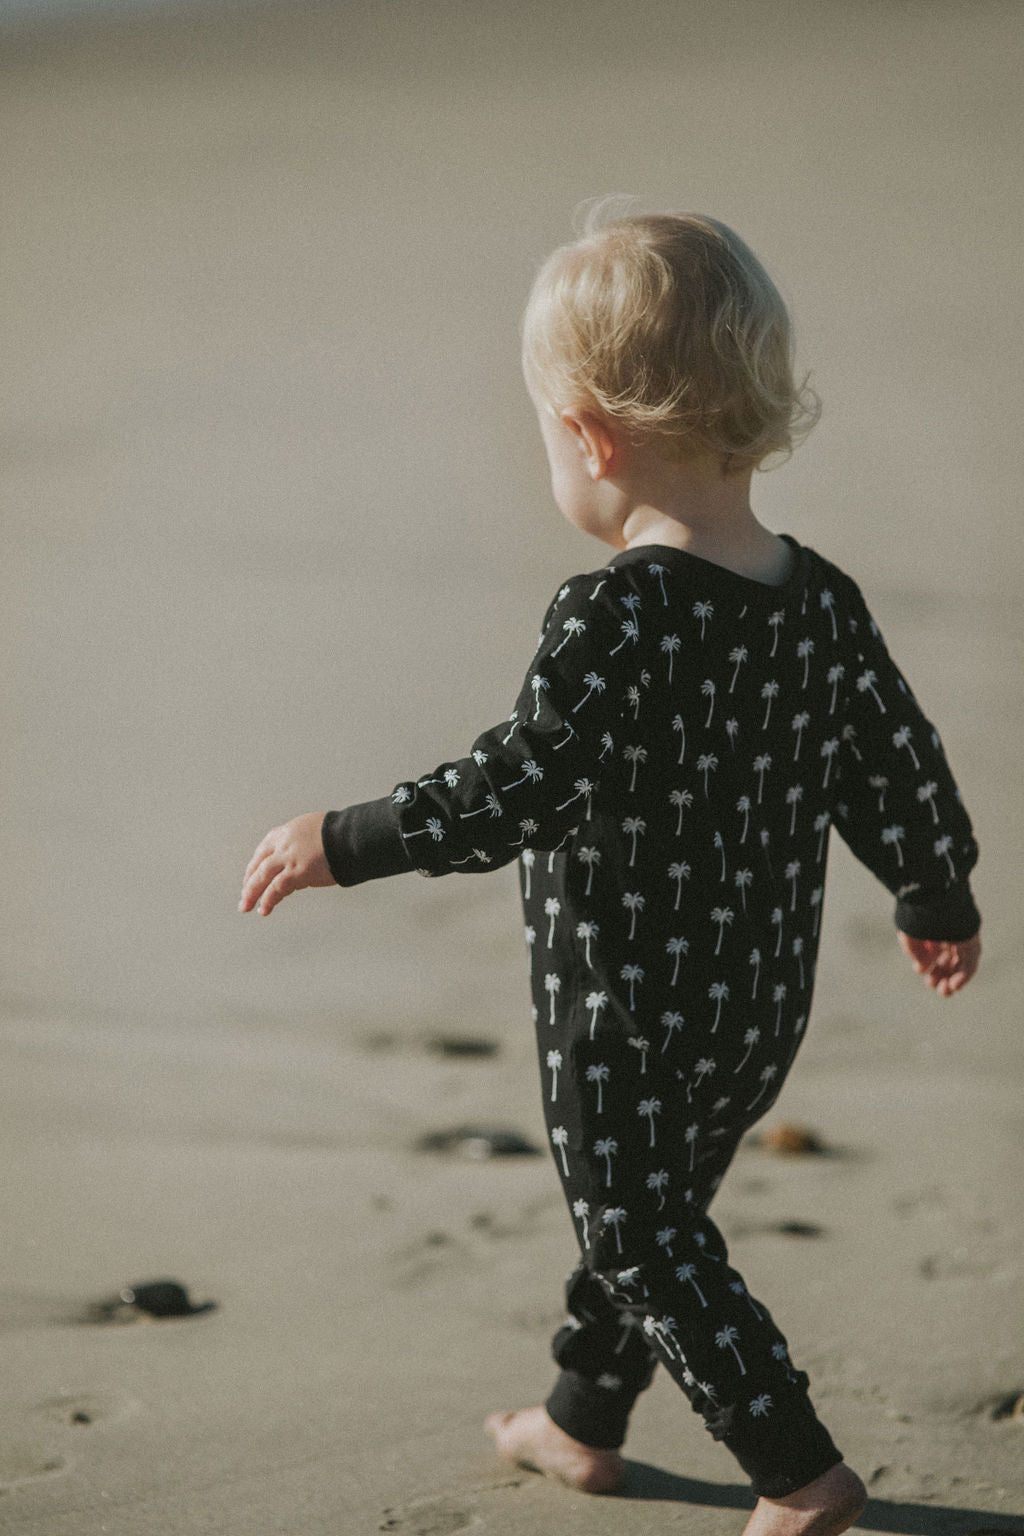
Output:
897 931 981 997
240 811 335 916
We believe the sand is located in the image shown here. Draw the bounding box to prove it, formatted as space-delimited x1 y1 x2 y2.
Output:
1 1 1023 1531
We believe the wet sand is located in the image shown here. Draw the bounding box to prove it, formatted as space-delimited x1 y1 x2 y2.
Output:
2 2 1023 1531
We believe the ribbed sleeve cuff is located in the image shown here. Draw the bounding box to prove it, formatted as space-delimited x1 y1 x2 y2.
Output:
894 882 981 942
321 800 415 887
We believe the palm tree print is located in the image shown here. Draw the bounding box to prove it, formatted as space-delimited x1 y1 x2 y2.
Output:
714 830 727 882
735 1026 760 1072
551 1125 570 1176
711 906 734 955
697 753 719 796
768 610 784 656
797 637 815 687
791 712 810 761
544 972 561 1025
750 1393 773 1418
404 817 445 842
827 662 845 713
820 587 838 639
725 716 740 750
628 1036 651 1075
785 859 801 910
572 672 606 713
624 744 648 791
594 1137 618 1187
675 1263 708 1308
622 816 647 866
572 1197 590 1246
820 737 839 787
736 794 751 842
626 684 641 719
702 678 716 727
585 990 608 1040
748 950 761 1000
934 833 956 877
666 936 689 984
814 811 831 860
638 1097 662 1148
793 935 806 988
729 646 748 691
544 896 561 946
856 669 886 712
916 781 939 823
520 848 535 897
555 778 595 814
547 1049 562 1101
715 1324 746 1375
748 1062 778 1111
693 600 714 639
577 844 601 895
661 634 681 681
773 982 788 1033
761 680 779 728
729 1280 765 1320
648 563 669 603
882 824 906 866
502 759 544 791
771 906 784 956
670 788 694 833
656 1224 676 1256
661 1009 685 1050
672 714 686 764
668 862 692 910
620 963 644 1010
460 794 502 820
622 893 645 941
647 1170 669 1209
708 981 730 1031
550 616 586 656
530 674 550 719
754 754 772 803
688 1057 716 1101
893 724 920 769
609 617 640 655
575 920 599 966
586 1062 609 1112
602 1205 627 1254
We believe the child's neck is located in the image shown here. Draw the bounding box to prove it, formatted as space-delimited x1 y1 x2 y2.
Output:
614 455 791 586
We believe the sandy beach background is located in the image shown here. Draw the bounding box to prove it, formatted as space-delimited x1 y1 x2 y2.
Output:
2 2 1023 1531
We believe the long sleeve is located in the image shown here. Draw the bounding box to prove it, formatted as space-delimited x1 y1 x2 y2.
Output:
830 574 979 940
322 568 632 886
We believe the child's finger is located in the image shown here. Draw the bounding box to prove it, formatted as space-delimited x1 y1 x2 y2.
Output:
239 853 283 912
244 834 279 882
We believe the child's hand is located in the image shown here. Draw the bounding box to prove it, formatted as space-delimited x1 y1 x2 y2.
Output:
239 813 336 916
897 931 981 996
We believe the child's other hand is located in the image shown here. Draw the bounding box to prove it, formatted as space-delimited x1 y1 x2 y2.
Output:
897 931 981 996
239 813 335 916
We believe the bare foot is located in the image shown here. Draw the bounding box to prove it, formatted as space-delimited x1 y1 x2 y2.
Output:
742 1462 867 1536
484 1406 625 1494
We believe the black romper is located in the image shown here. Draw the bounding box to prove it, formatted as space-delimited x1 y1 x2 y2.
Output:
323 538 979 1499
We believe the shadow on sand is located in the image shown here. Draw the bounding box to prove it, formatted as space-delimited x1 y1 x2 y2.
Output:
620 1463 1024 1535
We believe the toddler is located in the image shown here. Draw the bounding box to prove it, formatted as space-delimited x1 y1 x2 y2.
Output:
240 211 980 1536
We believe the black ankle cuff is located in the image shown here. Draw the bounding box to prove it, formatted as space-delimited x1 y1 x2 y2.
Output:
545 1369 632 1450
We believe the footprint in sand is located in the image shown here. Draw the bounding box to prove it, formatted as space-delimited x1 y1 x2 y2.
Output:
0 1443 70 1493
378 1498 483 1535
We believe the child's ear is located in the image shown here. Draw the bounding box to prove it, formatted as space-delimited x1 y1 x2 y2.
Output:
560 410 621 480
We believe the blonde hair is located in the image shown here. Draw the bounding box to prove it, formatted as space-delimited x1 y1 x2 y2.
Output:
522 208 819 471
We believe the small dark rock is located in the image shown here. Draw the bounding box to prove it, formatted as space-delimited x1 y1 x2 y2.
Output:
758 1123 827 1156
773 1220 824 1238
86 1279 217 1323
414 1125 541 1159
425 1035 499 1058
989 1391 1024 1422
